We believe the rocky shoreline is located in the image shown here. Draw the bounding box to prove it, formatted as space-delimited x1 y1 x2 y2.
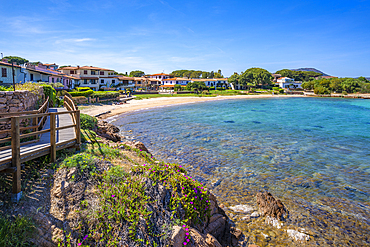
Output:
93 121 312 246
0 119 314 247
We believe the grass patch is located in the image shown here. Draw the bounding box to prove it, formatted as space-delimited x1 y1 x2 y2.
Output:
0 215 36 247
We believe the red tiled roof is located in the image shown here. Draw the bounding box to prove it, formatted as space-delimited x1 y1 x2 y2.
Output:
80 77 99 80
163 77 189 81
59 66 113 71
149 73 171 76
118 76 133 80
0 61 21 68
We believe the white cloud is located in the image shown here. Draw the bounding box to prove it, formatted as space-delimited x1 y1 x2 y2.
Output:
55 38 95 44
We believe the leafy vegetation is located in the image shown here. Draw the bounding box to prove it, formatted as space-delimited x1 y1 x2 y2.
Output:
3 56 29 65
302 77 370 94
92 91 119 99
39 84 57 107
76 87 91 92
0 215 36 247
185 81 209 92
174 84 182 91
80 113 97 130
229 68 273 89
57 142 211 245
70 90 94 97
276 69 322 81
129 70 145 77
170 69 223 79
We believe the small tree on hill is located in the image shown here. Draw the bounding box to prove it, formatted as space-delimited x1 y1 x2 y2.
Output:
3 56 29 65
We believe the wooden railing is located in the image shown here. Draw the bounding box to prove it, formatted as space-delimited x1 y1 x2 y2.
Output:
0 97 50 151
0 96 80 202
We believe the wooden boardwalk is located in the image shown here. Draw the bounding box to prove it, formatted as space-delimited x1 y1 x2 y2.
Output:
0 108 76 168
0 96 80 202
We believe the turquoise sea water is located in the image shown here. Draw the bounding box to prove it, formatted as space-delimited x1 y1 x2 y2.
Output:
111 97 370 245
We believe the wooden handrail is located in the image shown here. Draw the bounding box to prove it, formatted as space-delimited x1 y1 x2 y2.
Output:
0 94 82 202
38 96 50 113
0 110 39 116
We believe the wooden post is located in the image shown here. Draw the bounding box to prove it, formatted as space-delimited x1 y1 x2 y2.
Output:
50 113 56 162
75 110 81 150
11 117 22 202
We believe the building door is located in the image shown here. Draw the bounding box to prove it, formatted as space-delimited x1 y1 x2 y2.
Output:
30 74 34 81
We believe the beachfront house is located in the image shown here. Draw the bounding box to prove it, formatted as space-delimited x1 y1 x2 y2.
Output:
24 63 75 89
115 76 136 90
147 73 170 90
147 73 171 80
133 77 149 90
0 60 24 86
190 78 229 88
277 77 302 89
59 66 116 91
159 77 191 91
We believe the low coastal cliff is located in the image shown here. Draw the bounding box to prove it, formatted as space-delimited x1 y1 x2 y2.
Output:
26 120 246 246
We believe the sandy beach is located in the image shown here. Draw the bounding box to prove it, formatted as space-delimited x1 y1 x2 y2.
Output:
80 94 302 119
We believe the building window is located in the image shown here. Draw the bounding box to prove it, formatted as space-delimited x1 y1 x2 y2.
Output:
84 79 88 84
70 70 75 74
1 68 7 77
112 80 115 84
91 71 96 75
100 71 104 75
84 70 87 75
101 79 104 84
52 78 54 83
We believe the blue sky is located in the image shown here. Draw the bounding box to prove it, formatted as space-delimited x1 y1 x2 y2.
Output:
0 0 369 77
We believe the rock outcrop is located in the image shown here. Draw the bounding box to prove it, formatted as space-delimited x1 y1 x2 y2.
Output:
42 156 243 247
96 121 122 142
256 191 287 220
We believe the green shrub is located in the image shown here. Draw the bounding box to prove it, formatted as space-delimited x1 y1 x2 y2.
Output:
40 84 57 107
0 215 36 246
70 90 94 97
0 86 8 91
314 85 330 94
342 91 348 95
279 88 285 94
77 87 92 92
80 113 97 130
273 87 280 91
92 91 119 99
174 84 182 92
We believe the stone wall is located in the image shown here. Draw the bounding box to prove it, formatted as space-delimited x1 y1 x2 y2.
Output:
0 88 44 114
0 88 44 139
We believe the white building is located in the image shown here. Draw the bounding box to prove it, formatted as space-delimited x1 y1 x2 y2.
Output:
190 78 229 88
59 66 116 90
162 77 190 85
277 77 302 89
0 61 24 85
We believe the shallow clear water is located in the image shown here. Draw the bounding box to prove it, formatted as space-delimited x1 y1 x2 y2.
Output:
111 97 370 246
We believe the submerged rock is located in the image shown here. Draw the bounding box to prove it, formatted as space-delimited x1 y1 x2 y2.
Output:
256 191 287 220
286 229 310 241
265 216 283 229
229 205 255 214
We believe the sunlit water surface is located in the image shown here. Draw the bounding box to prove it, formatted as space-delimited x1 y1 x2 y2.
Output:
111 97 370 246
